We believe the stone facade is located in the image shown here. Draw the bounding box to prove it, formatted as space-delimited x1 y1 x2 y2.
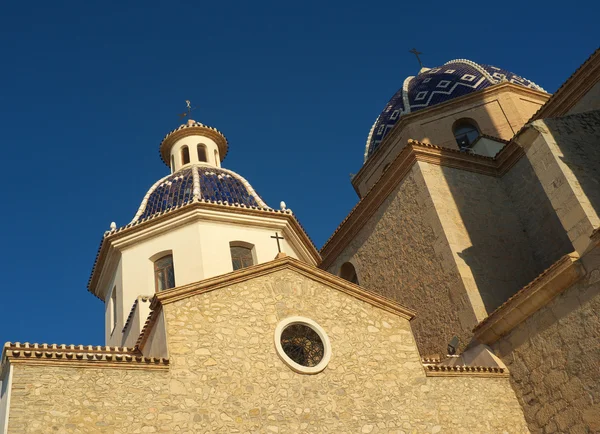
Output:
491 246 600 433
4 266 529 433
327 163 477 356
353 84 548 197
420 162 539 314
501 157 573 274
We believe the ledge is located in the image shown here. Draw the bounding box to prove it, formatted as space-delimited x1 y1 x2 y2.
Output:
2 342 169 371
423 364 508 378
473 253 585 345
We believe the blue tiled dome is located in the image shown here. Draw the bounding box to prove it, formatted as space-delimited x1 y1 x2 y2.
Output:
365 59 545 161
132 165 268 222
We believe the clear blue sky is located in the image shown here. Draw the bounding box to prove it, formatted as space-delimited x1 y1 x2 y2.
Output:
0 0 597 347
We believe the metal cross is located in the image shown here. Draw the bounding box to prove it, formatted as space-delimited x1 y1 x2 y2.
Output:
409 48 424 69
178 100 197 119
271 232 284 253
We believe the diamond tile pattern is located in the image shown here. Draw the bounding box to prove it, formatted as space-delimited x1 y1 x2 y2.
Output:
366 60 544 160
138 166 260 221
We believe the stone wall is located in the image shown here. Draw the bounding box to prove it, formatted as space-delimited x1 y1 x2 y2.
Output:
6 267 529 433
327 163 478 356
502 156 573 274
420 163 540 314
492 248 600 433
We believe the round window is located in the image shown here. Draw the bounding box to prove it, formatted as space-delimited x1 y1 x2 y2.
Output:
274 317 331 374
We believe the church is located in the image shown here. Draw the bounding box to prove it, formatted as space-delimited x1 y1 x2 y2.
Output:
1 48 599 433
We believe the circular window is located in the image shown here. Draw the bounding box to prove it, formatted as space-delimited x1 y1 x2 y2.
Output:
274 317 331 374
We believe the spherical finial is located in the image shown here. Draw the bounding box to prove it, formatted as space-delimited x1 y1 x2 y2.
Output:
109 222 117 231
280 201 287 211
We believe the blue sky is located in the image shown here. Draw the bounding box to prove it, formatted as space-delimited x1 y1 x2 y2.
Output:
0 0 597 347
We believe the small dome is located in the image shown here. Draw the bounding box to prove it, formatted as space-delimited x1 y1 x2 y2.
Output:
365 59 545 161
132 164 268 223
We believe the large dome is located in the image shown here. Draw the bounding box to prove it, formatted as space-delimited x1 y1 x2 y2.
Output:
365 59 545 161
131 164 269 223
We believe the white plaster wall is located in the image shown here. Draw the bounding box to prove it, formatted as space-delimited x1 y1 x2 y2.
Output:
170 134 221 172
106 217 303 346
104 259 123 344
0 364 12 434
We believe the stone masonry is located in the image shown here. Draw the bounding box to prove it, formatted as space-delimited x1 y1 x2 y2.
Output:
492 247 600 434
5 267 529 433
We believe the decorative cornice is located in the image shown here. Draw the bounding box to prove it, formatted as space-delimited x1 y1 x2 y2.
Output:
530 47 600 121
159 122 228 167
355 82 549 190
133 257 416 353
473 253 585 345
1 342 169 370
122 296 152 334
88 201 321 299
320 139 519 269
152 256 415 318
423 364 508 377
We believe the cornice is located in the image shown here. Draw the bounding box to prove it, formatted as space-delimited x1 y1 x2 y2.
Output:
320 139 518 269
88 201 321 299
135 256 416 353
152 256 415 319
473 253 585 345
1 342 169 371
423 364 508 378
354 82 550 190
530 47 600 121
159 125 228 166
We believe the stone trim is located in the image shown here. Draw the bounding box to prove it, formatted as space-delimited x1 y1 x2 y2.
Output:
473 253 585 345
354 82 549 190
159 121 228 166
134 256 416 353
320 139 520 269
153 256 415 319
273 316 332 374
1 343 169 370
89 201 321 299
423 364 508 378
122 296 152 334
530 47 600 121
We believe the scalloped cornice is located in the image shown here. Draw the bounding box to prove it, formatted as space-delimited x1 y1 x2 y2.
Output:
159 123 228 166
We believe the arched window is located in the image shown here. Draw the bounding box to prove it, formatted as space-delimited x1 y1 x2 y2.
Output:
214 149 219 166
340 262 359 285
453 119 480 149
197 144 207 162
230 242 255 271
170 155 175 173
181 146 190 165
154 254 175 291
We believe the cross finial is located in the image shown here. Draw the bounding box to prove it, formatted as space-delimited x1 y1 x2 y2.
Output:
409 48 424 69
178 100 197 119
270 232 284 253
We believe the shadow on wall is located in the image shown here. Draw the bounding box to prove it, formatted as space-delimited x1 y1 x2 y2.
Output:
440 96 572 315
547 110 600 228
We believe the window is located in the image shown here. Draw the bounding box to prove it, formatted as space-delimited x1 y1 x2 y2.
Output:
230 243 254 270
340 262 359 285
453 119 480 149
197 144 207 162
154 254 175 291
274 317 332 374
181 146 190 165
111 287 117 333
